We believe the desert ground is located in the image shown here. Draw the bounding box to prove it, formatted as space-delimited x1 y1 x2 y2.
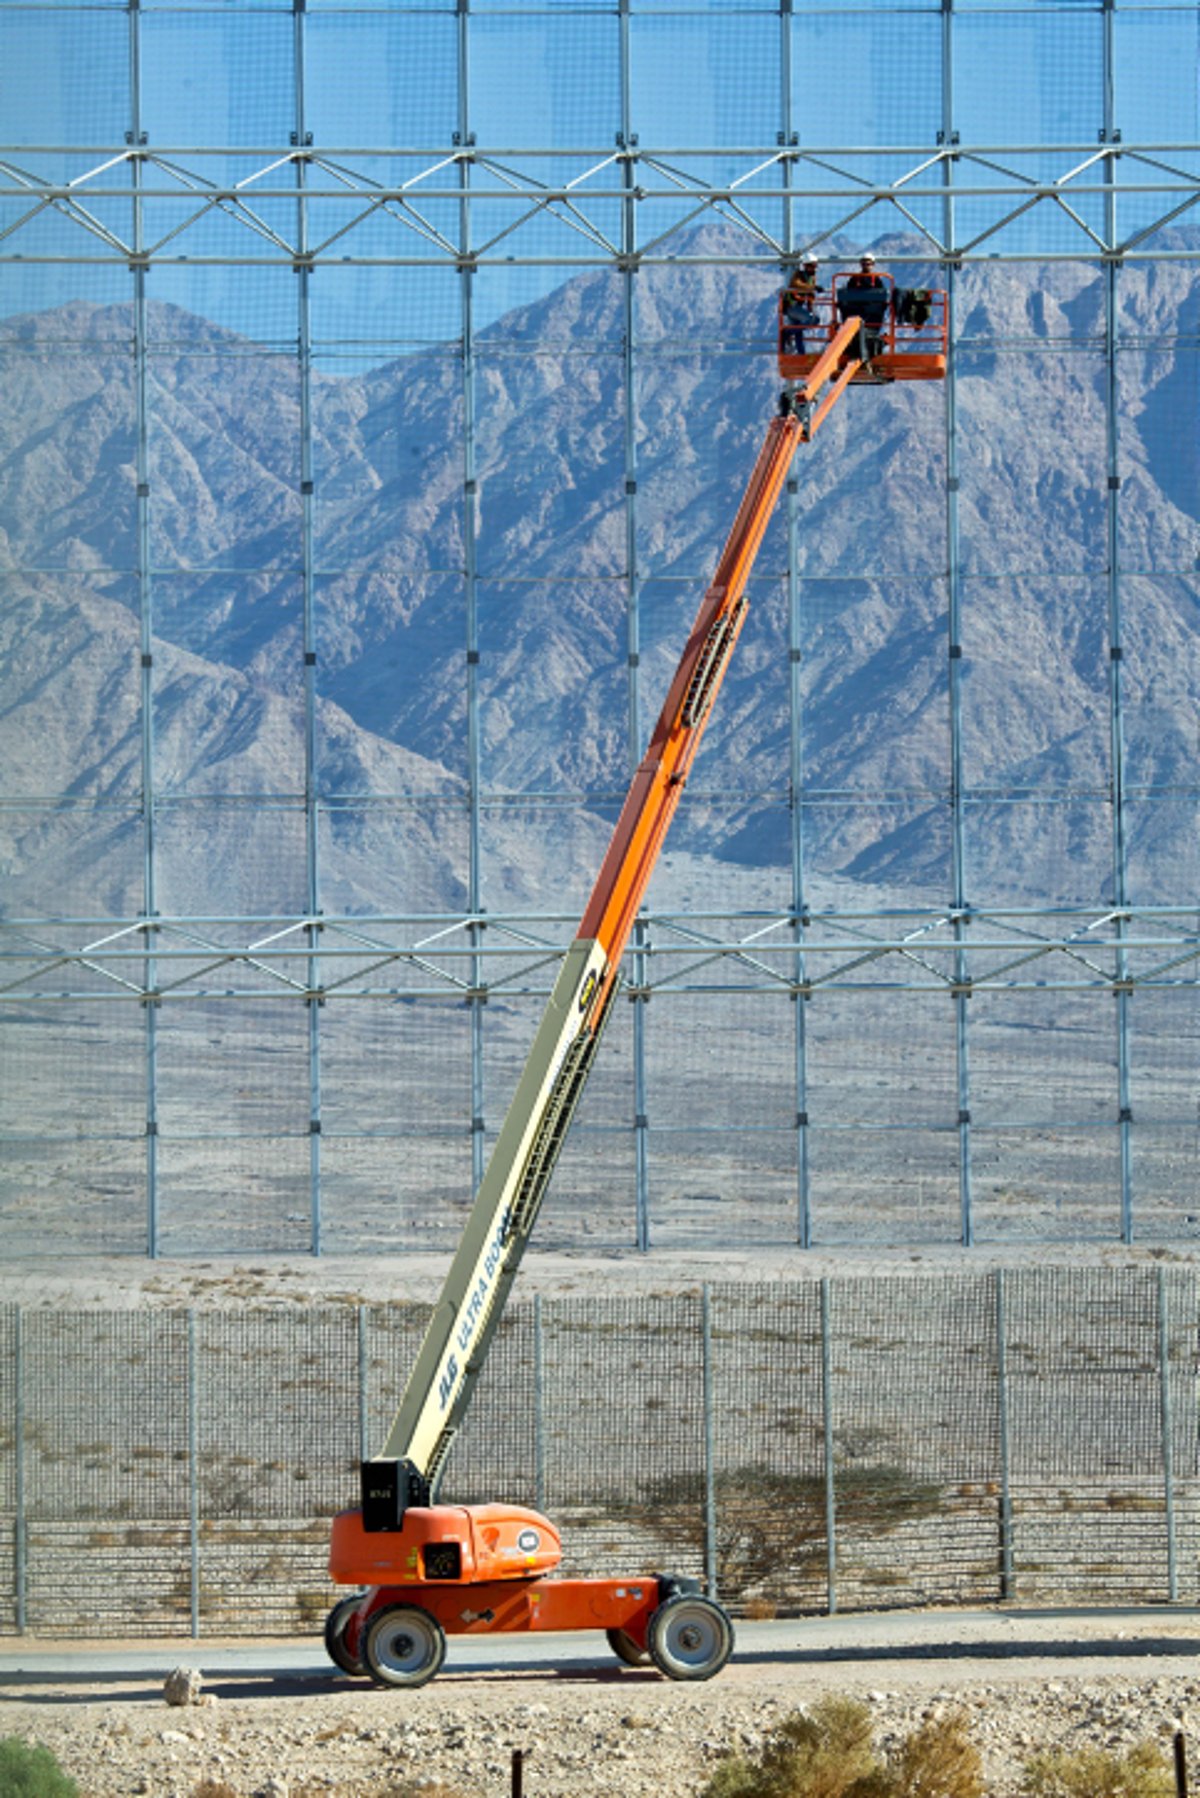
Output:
5 1611 1200 1797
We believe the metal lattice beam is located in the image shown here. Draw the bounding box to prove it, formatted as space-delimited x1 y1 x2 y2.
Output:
2 143 1199 267
3 907 1198 1004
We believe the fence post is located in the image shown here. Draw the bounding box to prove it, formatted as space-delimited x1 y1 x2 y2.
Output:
188 1309 199 1638
533 1295 545 1516
820 1278 837 1615
357 1306 369 1462
995 1270 1014 1600
1158 1268 1178 1602
702 1285 717 1598
14 1307 25 1635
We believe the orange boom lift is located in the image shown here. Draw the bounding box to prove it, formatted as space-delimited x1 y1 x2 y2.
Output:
325 272 946 1688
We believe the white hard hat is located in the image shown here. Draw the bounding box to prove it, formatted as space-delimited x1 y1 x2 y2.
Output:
861 252 876 263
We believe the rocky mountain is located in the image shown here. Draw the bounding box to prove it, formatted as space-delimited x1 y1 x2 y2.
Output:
2 229 1198 920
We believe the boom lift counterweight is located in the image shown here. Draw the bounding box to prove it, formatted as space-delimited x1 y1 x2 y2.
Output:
325 274 947 1689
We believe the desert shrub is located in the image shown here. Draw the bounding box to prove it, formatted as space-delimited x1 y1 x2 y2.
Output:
1020 1740 1174 1798
744 1596 780 1621
192 1782 239 1798
374 1786 470 1798
871 1710 984 1798
703 1697 877 1798
0 1737 79 1798
699 1700 983 1798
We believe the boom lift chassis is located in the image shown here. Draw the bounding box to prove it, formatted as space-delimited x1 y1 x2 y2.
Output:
325 293 946 1689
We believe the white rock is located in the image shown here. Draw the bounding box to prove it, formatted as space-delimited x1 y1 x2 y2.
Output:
162 1666 203 1707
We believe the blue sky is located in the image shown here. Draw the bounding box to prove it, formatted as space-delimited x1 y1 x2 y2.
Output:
1 2 1197 346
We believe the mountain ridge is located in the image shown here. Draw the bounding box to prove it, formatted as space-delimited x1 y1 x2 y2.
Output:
3 242 1198 919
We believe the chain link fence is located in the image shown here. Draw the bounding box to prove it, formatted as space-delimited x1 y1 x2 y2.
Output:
2 1268 1197 1638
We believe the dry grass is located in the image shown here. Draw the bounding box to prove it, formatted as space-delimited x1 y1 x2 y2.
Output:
1019 1741 1175 1798
700 1700 1176 1798
743 1596 779 1620
699 1697 983 1798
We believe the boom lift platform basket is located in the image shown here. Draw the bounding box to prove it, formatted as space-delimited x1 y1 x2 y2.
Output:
778 272 947 388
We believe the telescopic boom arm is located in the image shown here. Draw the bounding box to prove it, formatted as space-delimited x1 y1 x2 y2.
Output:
361 324 868 1530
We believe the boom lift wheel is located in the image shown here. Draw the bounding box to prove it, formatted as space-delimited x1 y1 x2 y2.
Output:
646 1595 734 1681
363 1604 448 1689
606 1626 651 1667
323 1593 365 1677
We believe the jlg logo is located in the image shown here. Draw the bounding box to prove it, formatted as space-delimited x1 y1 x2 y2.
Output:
437 1354 459 1411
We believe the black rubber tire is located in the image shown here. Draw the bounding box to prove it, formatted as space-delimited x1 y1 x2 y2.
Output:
323 1594 365 1677
363 1603 447 1690
646 1595 734 1681
606 1626 651 1667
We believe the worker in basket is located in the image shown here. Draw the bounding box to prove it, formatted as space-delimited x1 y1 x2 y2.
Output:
841 251 889 360
897 286 933 329
781 256 822 354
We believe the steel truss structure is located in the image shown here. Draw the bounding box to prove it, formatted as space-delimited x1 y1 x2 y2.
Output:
3 0 1200 1257
8 904 1200 1006
2 140 1200 273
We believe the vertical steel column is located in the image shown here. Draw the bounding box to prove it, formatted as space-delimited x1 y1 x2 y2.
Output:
702 1284 717 1597
1102 0 1135 1241
778 0 796 246
128 0 160 1257
942 0 973 1246
187 1309 200 1637
1157 1269 1179 1600
533 1293 546 1514
294 0 323 1255
820 1278 837 1613
793 969 812 1251
995 1269 1014 1598
618 0 639 775
633 919 650 1250
13 1308 25 1634
789 556 813 1258
357 1306 369 1462
458 2 487 1199
619 0 650 1251
779 0 811 1247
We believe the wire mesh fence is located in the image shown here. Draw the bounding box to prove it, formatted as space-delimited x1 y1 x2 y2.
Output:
4 0 1200 1269
2 1267 1197 1639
